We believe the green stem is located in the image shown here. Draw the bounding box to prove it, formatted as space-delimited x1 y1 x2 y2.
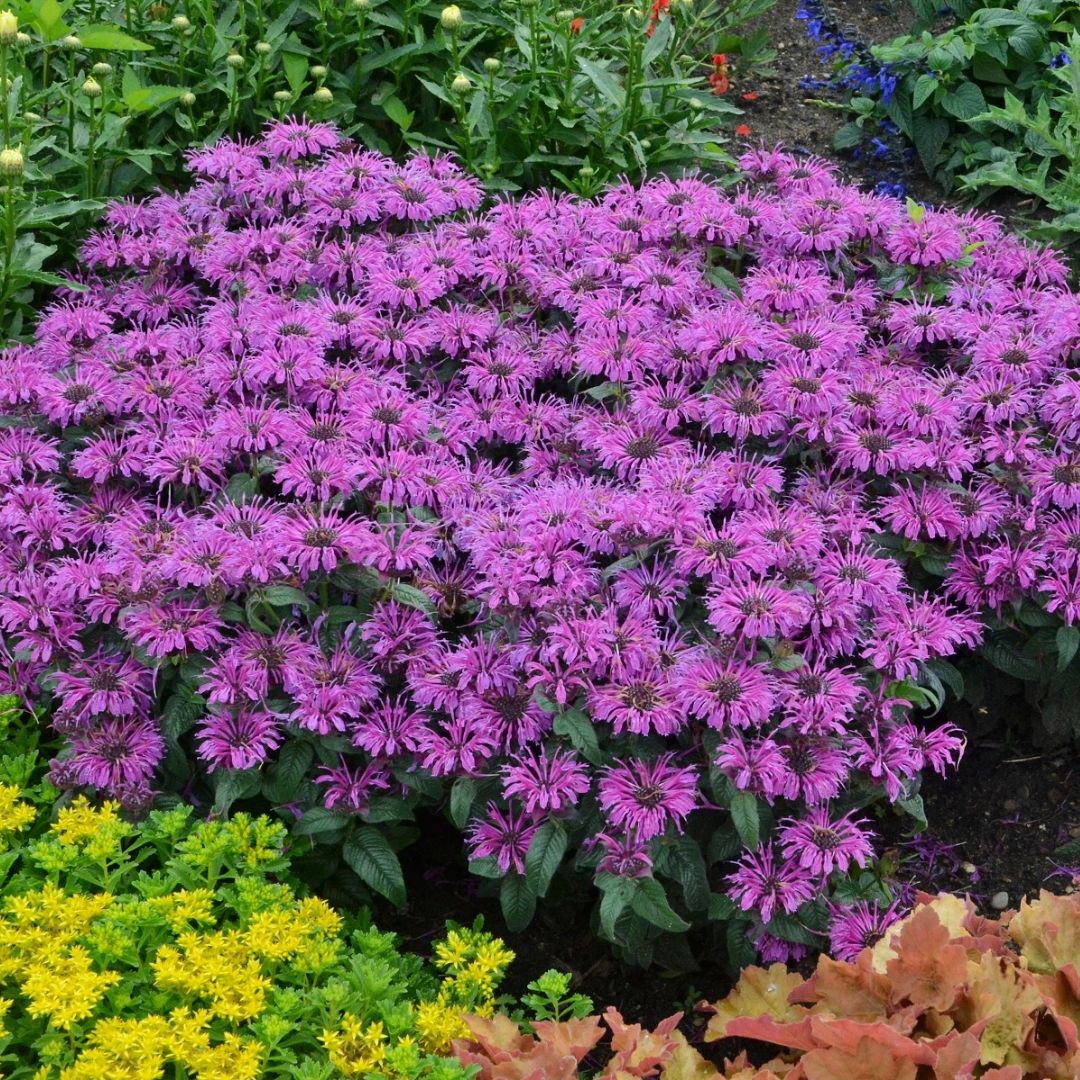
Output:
86 95 95 196
0 43 8 147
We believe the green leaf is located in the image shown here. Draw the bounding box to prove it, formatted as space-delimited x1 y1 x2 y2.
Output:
262 740 313 803
449 777 476 830
912 117 950 172
1058 626 1080 672
576 56 625 109
293 807 349 840
282 49 308 95
500 873 537 931
897 792 927 829
925 659 965 700
982 633 1041 680
941 81 987 121
913 72 939 109
343 826 406 906
597 873 637 941
630 877 690 933
662 836 710 912
262 585 313 610
707 892 737 921
553 709 601 765
225 472 259 504
382 94 414 132
642 12 672 66
212 768 261 815
766 911 823 947
730 790 760 850
388 581 437 616
725 918 757 972
525 821 567 897
75 22 152 49
161 686 203 740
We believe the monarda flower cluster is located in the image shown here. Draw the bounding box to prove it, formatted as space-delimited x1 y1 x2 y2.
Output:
1 119 1077 942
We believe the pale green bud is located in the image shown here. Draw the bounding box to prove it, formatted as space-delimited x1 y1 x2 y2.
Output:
312 85 333 103
440 4 462 31
451 72 471 93
0 145 23 175
0 11 18 44
179 90 196 106
254 40 271 55
225 50 244 67
80 76 102 98
91 61 112 76
483 57 500 73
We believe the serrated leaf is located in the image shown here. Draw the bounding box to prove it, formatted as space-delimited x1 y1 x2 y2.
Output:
1057 626 1080 672
293 806 349 840
212 768 261 816
388 581 437 616
262 740 313 803
500 873 536 931
343 826 406 906
525 821 566 898
262 585 313 610
598 873 638 941
941 81 986 121
730 790 760 850
630 877 690 933
725 919 757 972
449 777 476 830
553 709 601 764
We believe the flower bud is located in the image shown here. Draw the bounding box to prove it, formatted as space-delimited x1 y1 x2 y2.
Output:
179 90 196 106
273 89 291 101
451 72 471 94
579 164 595 177
483 57 500 73
310 63 327 78
172 14 190 29
80 76 102 98
0 11 18 43
0 146 23 176
14 31 29 45
440 4 463 31
254 40 271 55
61 34 81 49
556 8 574 19
312 85 333 103
225 50 244 67
22 111 40 122
352 0 370 9
91 61 112 76
688 96 703 110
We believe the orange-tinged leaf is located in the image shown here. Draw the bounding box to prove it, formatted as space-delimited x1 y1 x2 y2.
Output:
532 1017 605 1062
801 1036 917 1080
1008 891 1080 976
601 1008 683 1079
928 1029 981 1079
704 964 807 1041
723 1015 817 1052
965 953 1043 1068
658 1032 720 1080
463 1013 537 1056
804 953 890 1019
886 906 969 1012
979 1069 1022 1080
872 895 971 974
808 1017 934 1065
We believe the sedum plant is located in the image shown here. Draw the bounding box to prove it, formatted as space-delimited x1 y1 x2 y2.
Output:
3 122 1080 965
0 783 513 1080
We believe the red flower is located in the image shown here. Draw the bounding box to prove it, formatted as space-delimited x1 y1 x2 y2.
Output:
708 52 730 96
570 15 584 33
741 90 758 101
735 123 752 137
646 0 669 36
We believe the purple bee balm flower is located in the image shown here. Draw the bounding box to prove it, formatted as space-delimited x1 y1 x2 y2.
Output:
827 899 904 962
672 654 775 731
280 507 370 579
592 831 654 878
501 747 590 814
314 756 391 813
51 650 152 724
706 580 812 642
69 716 164 791
121 601 227 660
195 708 282 772
778 806 874 878
589 667 687 737
466 802 538 875
351 697 428 757
727 844 818 925
259 117 341 160
597 755 699 841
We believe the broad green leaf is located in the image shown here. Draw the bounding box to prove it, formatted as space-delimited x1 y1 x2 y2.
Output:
262 585 313 610
122 85 188 113
293 807 349 839
77 23 153 49
630 877 690 933
525 821 566 897
388 581 436 616
343 826 406 905
576 56 625 109
730 790 760 850
449 777 476 830
553 709 601 764
500 873 536 931
598 873 637 940
941 80 987 121
1057 626 1080 672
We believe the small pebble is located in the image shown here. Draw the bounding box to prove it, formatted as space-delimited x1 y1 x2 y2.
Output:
991 891 1009 911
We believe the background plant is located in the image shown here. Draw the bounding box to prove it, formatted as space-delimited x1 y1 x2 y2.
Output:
0 780 514 1079
0 0 776 339
816 0 1080 251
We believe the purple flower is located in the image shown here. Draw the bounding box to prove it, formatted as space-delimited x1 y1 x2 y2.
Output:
69 717 164 791
827 899 904 962
778 806 874 878
501 747 590 814
315 756 391 813
597 755 699 841
727 844 817 924
466 802 538 874
196 709 282 772
51 650 152 724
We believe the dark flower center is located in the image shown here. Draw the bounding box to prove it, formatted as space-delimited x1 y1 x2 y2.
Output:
707 674 743 703
89 671 122 692
303 526 338 547
634 782 665 808
1053 464 1080 486
624 435 659 460
621 682 660 711
787 333 821 352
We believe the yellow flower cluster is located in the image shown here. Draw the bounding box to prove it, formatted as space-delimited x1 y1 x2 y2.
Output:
0 783 35 849
413 928 516 1052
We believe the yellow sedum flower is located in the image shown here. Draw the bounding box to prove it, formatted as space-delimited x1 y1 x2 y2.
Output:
59 1015 171 1080
321 1014 388 1077
152 930 269 1021
0 783 36 845
53 797 131 854
413 996 470 1052
22 946 120 1030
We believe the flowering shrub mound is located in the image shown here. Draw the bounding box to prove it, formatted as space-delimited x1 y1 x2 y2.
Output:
0 784 512 1079
699 890 1080 1079
2 118 1079 958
